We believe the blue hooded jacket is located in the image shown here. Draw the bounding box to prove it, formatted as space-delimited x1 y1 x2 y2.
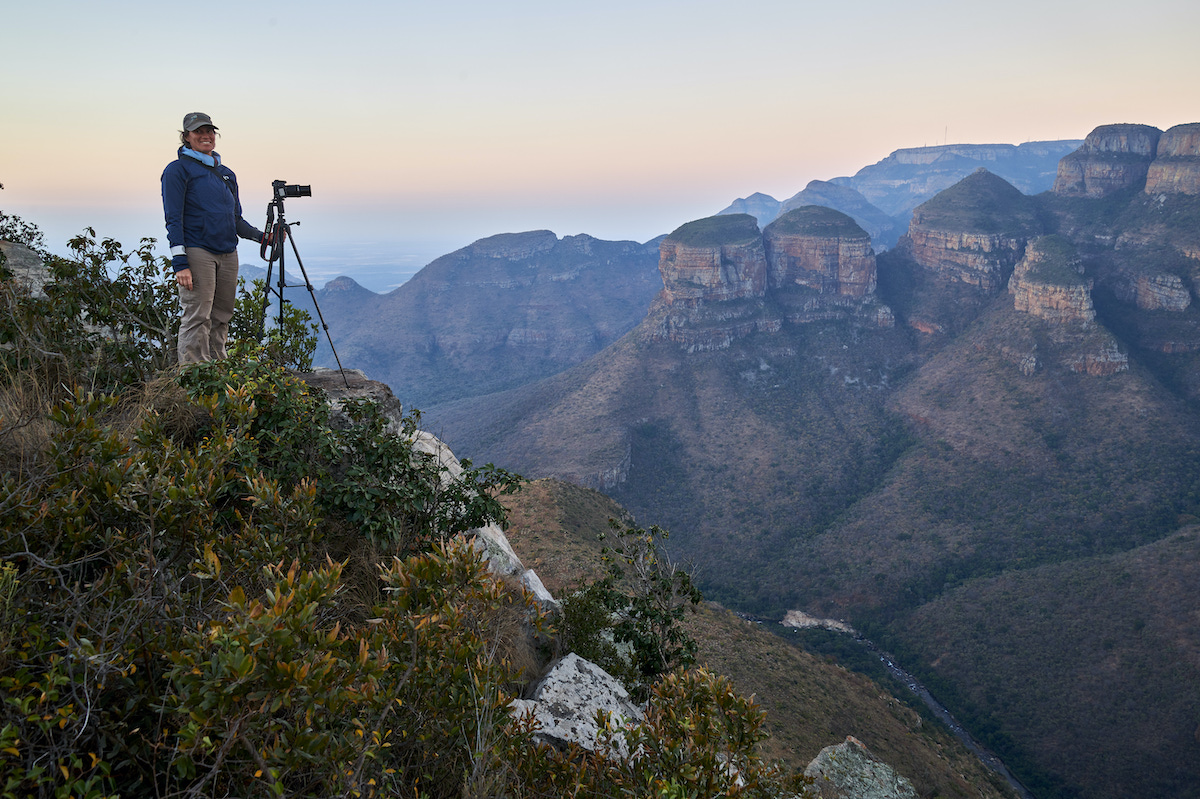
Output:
161 147 262 272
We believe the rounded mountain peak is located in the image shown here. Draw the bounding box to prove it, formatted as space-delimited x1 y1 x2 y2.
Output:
667 214 761 248
765 205 868 239
913 169 1040 235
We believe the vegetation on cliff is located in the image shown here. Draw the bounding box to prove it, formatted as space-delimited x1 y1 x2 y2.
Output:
765 206 867 239
429 148 1200 799
0 213 811 798
912 169 1043 235
667 214 762 247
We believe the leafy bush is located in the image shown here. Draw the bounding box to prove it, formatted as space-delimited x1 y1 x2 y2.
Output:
502 667 810 798
230 277 318 371
560 520 703 699
0 217 803 798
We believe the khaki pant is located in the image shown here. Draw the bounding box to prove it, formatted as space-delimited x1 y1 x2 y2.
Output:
178 247 239 363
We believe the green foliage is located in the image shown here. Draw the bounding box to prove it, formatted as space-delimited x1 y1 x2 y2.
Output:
0 213 803 799
230 277 318 371
0 225 178 395
502 667 810 798
0 350 528 797
0 210 48 258
667 214 761 247
766 205 866 238
561 520 703 699
915 168 1042 235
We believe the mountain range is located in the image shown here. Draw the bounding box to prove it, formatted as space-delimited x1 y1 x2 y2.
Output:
312 123 1200 798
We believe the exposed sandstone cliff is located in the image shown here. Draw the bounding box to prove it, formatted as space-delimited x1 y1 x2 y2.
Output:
1145 123 1200 195
648 212 893 350
1009 236 1095 324
1001 237 1128 376
1053 124 1162 198
657 214 766 305
1115 270 1192 312
764 206 877 297
903 170 1041 292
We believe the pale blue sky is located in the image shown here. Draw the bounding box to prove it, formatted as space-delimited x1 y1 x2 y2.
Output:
2 0 1196 287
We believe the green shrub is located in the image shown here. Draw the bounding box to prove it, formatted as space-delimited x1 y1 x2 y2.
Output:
560 520 703 699
0 217 802 798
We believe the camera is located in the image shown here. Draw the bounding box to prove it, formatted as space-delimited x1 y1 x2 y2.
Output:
272 179 311 200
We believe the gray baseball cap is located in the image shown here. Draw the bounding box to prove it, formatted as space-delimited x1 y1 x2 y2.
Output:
182 112 218 131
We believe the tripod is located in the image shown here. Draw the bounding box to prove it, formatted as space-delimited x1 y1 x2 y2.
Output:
260 181 350 387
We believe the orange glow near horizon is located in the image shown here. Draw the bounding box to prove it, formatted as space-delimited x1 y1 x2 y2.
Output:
3 0 1198 255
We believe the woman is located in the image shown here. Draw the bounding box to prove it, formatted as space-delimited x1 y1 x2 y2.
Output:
161 112 267 363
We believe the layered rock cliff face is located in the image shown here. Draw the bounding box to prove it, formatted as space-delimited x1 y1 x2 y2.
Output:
1009 236 1095 325
903 169 1042 292
1114 270 1192 312
1144 123 1200 195
657 215 766 304
649 212 891 350
1002 233 1127 377
1053 124 1162 198
764 206 877 297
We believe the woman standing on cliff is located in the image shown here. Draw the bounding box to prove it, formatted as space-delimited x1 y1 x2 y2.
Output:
161 112 270 363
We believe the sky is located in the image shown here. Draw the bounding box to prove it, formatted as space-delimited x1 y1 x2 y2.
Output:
2 0 1197 291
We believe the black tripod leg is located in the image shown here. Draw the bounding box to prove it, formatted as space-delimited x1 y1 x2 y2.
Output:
284 230 351 388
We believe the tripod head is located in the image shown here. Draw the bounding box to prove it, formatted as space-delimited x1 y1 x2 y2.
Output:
261 180 310 261
273 180 311 201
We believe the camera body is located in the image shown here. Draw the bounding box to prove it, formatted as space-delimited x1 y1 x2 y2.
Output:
272 179 311 200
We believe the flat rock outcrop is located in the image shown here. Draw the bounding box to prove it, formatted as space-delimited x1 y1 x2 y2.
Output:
1145 123 1200 195
764 206 877 297
1053 124 1163 198
805 736 917 799
649 212 891 350
658 214 766 304
1009 236 1095 324
904 169 1042 291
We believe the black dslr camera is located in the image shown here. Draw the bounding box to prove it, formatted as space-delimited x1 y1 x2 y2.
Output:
272 179 311 200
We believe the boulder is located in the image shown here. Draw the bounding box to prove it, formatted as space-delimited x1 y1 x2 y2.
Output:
0 241 49 298
804 736 917 799
509 653 643 756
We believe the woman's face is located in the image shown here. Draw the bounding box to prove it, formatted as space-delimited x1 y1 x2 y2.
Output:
186 125 217 155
